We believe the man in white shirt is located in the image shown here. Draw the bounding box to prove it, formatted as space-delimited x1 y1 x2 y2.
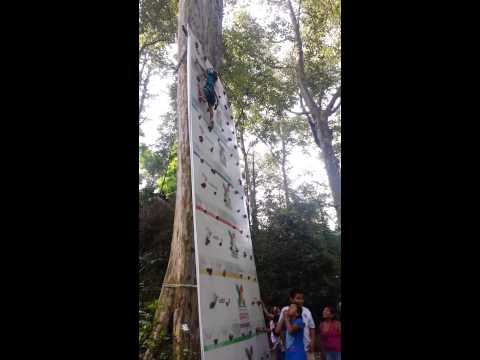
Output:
277 289 316 360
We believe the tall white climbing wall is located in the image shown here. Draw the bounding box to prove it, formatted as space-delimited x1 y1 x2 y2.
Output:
187 28 271 360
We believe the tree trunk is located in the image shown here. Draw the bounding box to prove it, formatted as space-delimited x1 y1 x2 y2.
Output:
287 0 341 227
279 122 290 209
250 152 259 235
143 1 223 359
238 126 252 226
317 112 341 225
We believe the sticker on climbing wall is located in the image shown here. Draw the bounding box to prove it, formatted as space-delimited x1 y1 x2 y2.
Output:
187 26 269 360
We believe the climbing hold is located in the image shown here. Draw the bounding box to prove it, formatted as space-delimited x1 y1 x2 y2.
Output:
199 135 204 142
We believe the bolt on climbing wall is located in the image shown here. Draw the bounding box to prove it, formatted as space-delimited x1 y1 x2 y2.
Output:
187 28 271 360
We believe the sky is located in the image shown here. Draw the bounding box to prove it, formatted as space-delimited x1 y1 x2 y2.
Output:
140 0 337 226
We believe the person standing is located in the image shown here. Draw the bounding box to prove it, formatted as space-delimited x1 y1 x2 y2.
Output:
319 306 341 360
275 303 307 360
277 289 316 360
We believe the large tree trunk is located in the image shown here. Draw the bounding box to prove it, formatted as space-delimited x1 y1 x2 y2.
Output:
143 1 223 359
287 0 341 226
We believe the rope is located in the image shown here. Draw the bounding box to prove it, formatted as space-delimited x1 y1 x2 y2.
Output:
162 283 197 288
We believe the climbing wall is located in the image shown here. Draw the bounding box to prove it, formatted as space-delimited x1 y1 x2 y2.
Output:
187 28 271 360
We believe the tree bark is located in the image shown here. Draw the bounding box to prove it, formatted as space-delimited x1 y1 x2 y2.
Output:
287 0 341 227
238 125 252 226
251 152 259 235
279 122 290 209
143 1 224 359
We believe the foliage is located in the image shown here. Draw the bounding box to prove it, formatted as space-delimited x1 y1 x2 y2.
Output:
222 10 296 130
139 299 173 359
139 0 177 57
139 0 178 126
301 0 341 101
254 194 340 319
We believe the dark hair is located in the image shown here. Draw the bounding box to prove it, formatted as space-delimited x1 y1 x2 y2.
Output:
323 305 337 319
289 289 304 299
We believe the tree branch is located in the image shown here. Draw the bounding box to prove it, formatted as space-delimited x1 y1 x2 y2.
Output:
268 63 295 70
286 109 310 116
139 38 164 56
300 95 321 148
287 0 320 116
268 36 295 43
331 100 341 114
325 87 341 115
